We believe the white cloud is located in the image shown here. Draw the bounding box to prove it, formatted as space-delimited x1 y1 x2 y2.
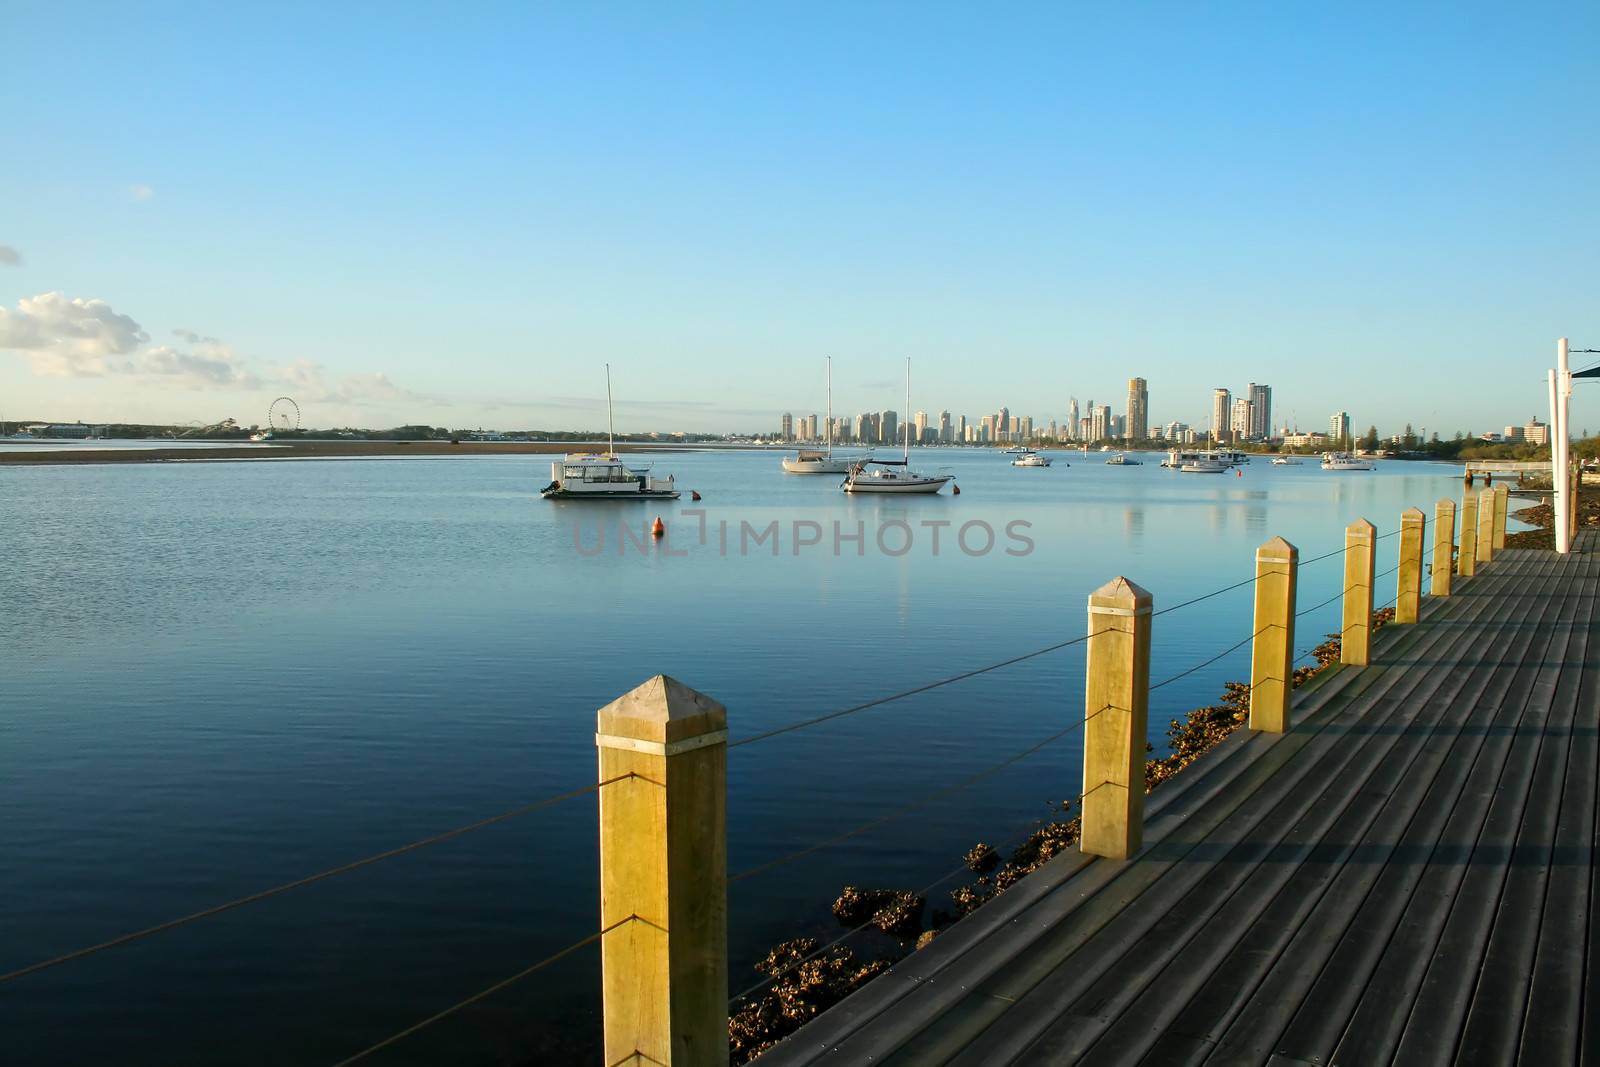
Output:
0 245 19 266
129 184 155 202
0 291 148 375
138 341 260 390
272 359 432 406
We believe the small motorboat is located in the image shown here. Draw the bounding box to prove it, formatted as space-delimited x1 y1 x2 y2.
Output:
1104 453 1141 466
1013 452 1053 467
1180 459 1229 474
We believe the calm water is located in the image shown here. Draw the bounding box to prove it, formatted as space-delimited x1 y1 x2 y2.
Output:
0 449 1470 1064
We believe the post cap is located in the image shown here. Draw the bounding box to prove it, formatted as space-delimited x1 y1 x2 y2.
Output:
1256 535 1298 558
1345 518 1376 539
1436 498 1456 511
597 674 727 744
1402 506 1425 523
1088 576 1152 611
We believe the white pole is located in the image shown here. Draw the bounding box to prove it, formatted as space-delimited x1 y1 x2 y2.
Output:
1558 338 1572 553
904 356 911 461
1551 366 1566 553
825 357 833 457
605 362 616 457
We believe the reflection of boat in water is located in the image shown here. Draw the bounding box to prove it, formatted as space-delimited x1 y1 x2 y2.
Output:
1104 453 1141 466
843 358 952 494
1013 452 1052 467
1180 459 1229 473
540 365 679 500
1322 451 1376 471
782 357 863 474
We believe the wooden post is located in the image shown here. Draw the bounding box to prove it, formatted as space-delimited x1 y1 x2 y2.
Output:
1492 484 1509 551
1476 488 1495 564
597 675 728 1067
1396 507 1425 623
1249 537 1297 733
1082 577 1152 860
1571 463 1580 540
1341 519 1376 666
1459 493 1478 577
1432 499 1455 598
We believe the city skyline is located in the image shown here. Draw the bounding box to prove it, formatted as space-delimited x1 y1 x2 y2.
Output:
1 6 1595 433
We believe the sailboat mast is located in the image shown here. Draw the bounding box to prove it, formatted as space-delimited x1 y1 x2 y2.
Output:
605 363 616 456
904 356 911 462
825 357 833 457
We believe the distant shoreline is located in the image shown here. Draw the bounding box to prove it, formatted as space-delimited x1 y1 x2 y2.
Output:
0 440 704 466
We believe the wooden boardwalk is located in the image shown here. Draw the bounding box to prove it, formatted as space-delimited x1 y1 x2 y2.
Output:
764 534 1600 1066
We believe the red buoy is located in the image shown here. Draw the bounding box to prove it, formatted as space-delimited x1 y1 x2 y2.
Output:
690 490 702 501
952 484 961 495
651 516 665 538
1236 468 1243 477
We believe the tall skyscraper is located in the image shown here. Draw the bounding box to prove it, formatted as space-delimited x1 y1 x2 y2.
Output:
1091 404 1111 441
938 410 952 443
880 410 898 446
914 410 928 444
781 412 793 441
1211 388 1232 443
1020 415 1033 441
1066 397 1079 441
998 407 1011 436
1247 383 1271 441
980 414 996 442
958 414 968 442
1231 397 1252 439
1330 411 1351 447
1126 377 1148 441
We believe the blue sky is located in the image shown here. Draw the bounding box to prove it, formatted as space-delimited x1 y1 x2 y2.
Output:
1 2 1596 434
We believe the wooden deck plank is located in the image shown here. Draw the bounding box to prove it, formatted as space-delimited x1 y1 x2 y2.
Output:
982 569 1524 1065
1063 556 1579 1066
1456 562 1598 1063
1229 555 1570 1066
757 543 1597 1067
1381 569 1584 1065
889 614 1472 1062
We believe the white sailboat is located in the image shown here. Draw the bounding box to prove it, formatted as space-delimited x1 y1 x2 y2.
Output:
782 357 861 474
1321 451 1376 471
843 358 953 494
540 365 680 500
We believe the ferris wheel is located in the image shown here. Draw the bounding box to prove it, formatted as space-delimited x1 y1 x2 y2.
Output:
267 397 301 433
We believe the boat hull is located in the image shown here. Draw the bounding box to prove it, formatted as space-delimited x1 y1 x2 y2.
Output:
540 487 681 500
844 477 951 494
781 457 856 474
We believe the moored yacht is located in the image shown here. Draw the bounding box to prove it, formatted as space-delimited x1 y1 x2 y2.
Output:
1321 451 1376 471
1013 452 1052 467
1180 458 1229 473
540 365 680 500
1104 452 1141 466
843 358 953 494
782 357 862 474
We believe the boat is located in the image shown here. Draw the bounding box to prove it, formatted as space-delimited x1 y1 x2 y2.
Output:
1162 448 1249 469
1322 451 1376 471
843 359 953 494
1180 459 1229 473
1013 452 1053 467
782 357 861 474
1104 453 1141 466
540 365 680 500
1001 445 1031 455
1270 456 1303 466
249 431 274 442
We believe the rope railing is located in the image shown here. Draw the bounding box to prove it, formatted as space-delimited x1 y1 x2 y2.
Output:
0 774 641 985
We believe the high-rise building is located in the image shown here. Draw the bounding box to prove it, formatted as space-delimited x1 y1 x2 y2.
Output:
1126 377 1148 441
1330 411 1351 447
781 412 794 441
1525 417 1550 445
980 414 996 442
1066 397 1079 441
1091 404 1111 441
914 411 928 444
997 407 1011 436
1212 388 1232 443
1019 415 1033 441
938 410 952 443
1247 383 1271 441
880 410 899 446
802 414 818 441
1231 397 1252 439
958 414 968 443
